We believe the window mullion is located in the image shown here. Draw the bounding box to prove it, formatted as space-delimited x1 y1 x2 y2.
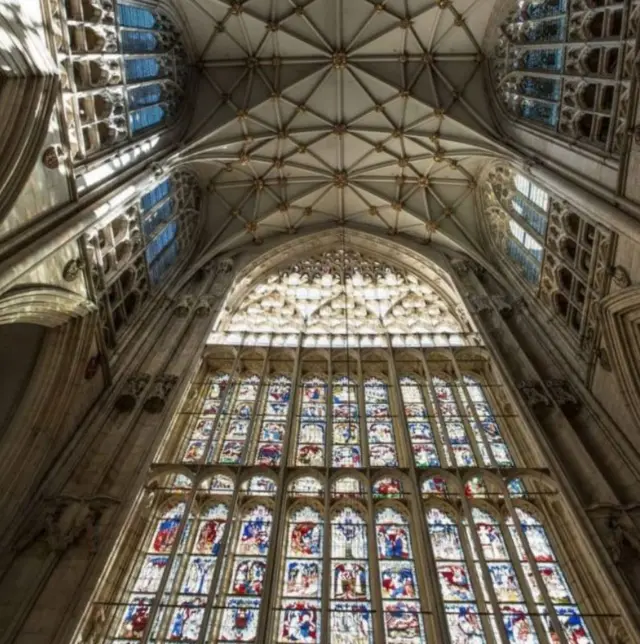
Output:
194 483 242 644
356 351 370 469
239 343 273 464
420 354 455 467
140 487 198 644
503 497 570 643
280 337 304 468
458 496 511 644
327 352 334 471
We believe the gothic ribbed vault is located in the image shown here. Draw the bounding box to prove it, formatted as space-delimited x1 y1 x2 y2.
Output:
175 0 512 259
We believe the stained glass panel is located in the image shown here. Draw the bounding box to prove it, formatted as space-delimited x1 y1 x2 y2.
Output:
365 378 398 466
331 507 373 644
220 505 273 641
332 376 362 467
279 506 324 642
399 376 441 467
216 374 260 464
297 377 327 466
376 508 425 643
255 375 292 467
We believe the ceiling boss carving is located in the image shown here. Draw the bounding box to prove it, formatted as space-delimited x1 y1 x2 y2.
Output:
177 0 506 257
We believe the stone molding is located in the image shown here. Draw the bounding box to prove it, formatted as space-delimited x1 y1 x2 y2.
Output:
143 374 179 414
0 286 96 327
114 374 151 413
599 285 640 427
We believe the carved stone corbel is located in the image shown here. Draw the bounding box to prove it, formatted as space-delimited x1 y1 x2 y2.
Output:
194 295 215 317
44 495 119 553
115 373 151 412
544 379 580 410
143 374 179 414
173 295 194 318
517 381 551 408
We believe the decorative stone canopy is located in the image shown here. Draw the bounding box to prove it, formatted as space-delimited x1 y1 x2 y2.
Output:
175 0 508 259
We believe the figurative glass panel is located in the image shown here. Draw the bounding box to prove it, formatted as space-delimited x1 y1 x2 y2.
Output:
215 374 260 464
297 377 327 466
332 376 362 467
182 373 230 464
459 376 514 467
220 504 273 641
427 508 487 642
364 378 398 466
331 507 373 644
255 375 292 466
399 376 441 467
508 509 594 643
279 506 323 642
432 377 476 467
375 508 426 643
373 478 403 499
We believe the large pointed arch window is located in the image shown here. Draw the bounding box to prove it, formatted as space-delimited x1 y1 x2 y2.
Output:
83 249 612 644
491 0 633 154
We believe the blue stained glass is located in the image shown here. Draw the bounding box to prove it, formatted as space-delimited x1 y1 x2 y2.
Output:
121 30 159 53
141 179 170 213
118 4 156 28
507 239 541 284
146 220 177 265
148 240 178 285
143 199 173 237
519 76 561 101
125 57 161 82
523 0 566 19
519 99 559 127
128 84 163 109
130 104 166 133
522 48 563 71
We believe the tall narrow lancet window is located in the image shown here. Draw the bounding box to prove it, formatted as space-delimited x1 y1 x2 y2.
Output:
491 0 633 154
83 249 610 643
375 507 426 643
217 501 275 641
296 376 328 466
55 1 187 165
482 164 614 344
364 378 398 467
86 170 201 356
332 376 362 467
278 505 323 641
331 506 373 642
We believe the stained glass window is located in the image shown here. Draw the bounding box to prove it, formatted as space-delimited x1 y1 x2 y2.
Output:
399 376 440 468
375 507 426 643
331 507 373 644
364 378 398 467
254 375 292 466
427 508 487 642
296 376 327 466
89 249 604 644
216 374 261 464
278 506 323 642
219 504 274 642
332 376 362 467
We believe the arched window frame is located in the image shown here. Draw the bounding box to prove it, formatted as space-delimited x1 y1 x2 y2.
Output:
424 476 597 643
490 0 638 156
85 169 201 357
53 0 188 164
481 164 615 346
